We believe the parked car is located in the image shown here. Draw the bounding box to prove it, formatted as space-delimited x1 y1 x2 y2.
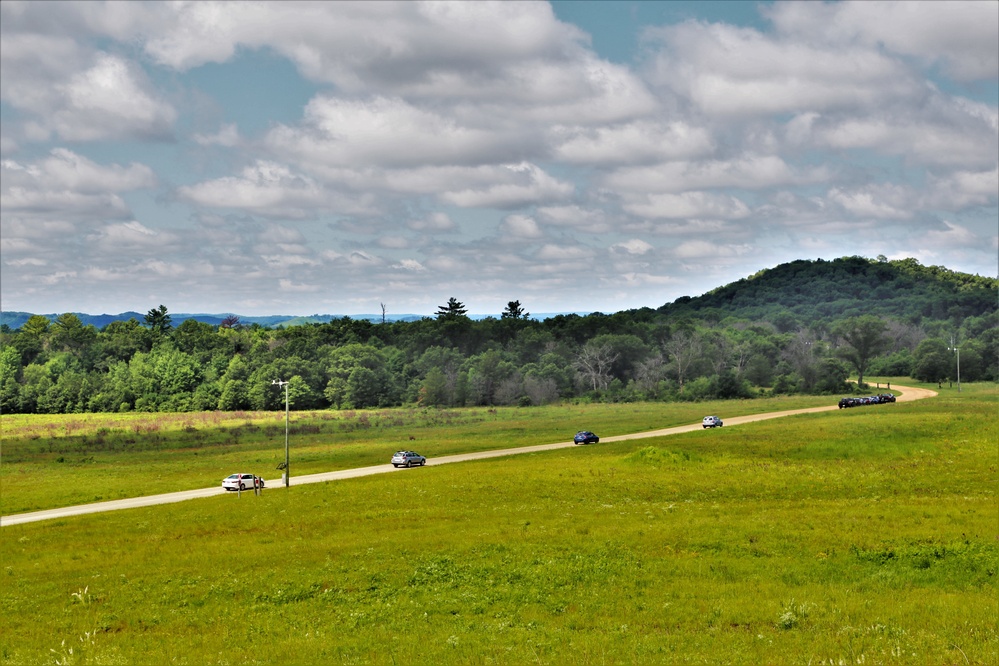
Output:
839 393 895 408
702 416 723 428
222 473 264 491
391 451 426 468
574 431 600 445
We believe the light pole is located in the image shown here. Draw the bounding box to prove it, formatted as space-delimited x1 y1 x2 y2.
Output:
272 379 290 486
948 337 961 393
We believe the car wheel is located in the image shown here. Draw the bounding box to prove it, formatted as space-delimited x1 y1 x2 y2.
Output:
392 464 398 468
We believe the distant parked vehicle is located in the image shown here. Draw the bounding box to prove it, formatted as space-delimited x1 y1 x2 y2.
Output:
391 451 426 468
839 393 895 408
574 431 600 445
222 473 264 491
702 416 723 428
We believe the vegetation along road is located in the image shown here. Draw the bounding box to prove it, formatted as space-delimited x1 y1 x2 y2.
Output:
0 384 935 527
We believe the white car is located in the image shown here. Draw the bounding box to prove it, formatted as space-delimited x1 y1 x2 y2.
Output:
702 416 723 428
222 473 264 491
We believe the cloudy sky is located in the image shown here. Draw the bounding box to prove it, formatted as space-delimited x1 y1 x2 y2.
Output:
1 1 996 318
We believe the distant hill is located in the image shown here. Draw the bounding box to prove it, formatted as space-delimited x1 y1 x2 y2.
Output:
656 256 997 327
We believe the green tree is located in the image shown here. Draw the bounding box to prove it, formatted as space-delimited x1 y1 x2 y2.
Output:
50 313 97 357
144 305 172 335
911 338 950 383
501 300 529 320
833 316 891 387
0 345 22 413
12 315 51 367
96 319 151 368
419 366 450 407
436 297 468 320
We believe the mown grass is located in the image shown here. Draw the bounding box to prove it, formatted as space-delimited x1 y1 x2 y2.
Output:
3 393 846 515
1 382 996 664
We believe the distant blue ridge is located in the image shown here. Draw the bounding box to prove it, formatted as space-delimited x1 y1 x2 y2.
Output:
0 311 589 330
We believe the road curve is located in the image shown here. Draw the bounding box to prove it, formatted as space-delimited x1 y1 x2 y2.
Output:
1 384 936 527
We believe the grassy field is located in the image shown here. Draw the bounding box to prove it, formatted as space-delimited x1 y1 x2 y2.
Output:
4 393 847 516
1 381 996 664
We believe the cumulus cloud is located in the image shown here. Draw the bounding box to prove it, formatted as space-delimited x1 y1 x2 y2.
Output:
612 239 653 255
407 212 456 233
440 162 574 209
1 36 176 141
552 120 714 165
643 20 921 117
1 149 154 218
766 0 999 81
624 191 751 220
604 154 813 193
177 160 362 218
500 214 543 239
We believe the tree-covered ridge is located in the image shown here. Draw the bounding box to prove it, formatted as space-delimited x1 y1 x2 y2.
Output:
1 258 995 415
657 256 997 328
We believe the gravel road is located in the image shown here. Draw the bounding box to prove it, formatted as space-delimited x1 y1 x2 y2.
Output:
1 384 936 527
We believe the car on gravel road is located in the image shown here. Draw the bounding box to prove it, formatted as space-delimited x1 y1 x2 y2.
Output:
222 473 264 491
391 451 426 467
574 431 600 445
702 416 724 428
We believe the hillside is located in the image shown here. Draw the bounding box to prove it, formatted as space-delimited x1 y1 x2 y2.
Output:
656 256 997 327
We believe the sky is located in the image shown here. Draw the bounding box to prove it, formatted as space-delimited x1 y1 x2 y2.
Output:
1 1 997 318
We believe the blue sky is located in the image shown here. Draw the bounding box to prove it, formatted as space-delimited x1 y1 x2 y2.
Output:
1 1 996 317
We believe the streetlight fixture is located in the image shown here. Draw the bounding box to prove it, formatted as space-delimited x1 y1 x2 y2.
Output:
272 379 290 487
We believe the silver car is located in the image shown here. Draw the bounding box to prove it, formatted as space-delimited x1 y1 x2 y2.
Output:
391 451 426 468
702 416 723 428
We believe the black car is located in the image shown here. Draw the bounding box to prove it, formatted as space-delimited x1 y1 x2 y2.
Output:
574 431 599 445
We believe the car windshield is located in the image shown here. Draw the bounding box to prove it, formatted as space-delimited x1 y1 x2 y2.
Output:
226 474 239 479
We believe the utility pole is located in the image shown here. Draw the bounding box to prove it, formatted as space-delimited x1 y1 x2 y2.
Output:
949 336 961 393
272 379 290 486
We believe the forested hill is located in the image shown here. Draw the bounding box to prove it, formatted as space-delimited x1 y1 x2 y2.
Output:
656 256 997 328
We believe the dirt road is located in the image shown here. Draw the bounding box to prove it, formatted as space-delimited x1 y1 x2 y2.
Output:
1 385 936 527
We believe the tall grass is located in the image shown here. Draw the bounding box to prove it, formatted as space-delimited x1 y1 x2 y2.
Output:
1 382 995 663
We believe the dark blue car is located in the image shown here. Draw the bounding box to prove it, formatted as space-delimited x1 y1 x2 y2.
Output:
574 431 599 445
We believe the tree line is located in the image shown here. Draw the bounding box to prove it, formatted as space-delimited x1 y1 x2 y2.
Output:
1 293 994 415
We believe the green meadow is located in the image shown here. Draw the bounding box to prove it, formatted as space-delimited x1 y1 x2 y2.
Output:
2 382 996 664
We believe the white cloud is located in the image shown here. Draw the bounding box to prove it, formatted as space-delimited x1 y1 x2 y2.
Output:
612 239 653 255
766 0 999 81
1 36 176 141
178 160 351 217
194 123 241 147
536 205 613 234
440 162 574 209
394 259 426 271
828 185 914 220
604 154 813 193
926 168 999 210
552 120 714 165
1 150 156 222
500 214 543 239
643 20 920 117
624 191 751 220
407 212 456 233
